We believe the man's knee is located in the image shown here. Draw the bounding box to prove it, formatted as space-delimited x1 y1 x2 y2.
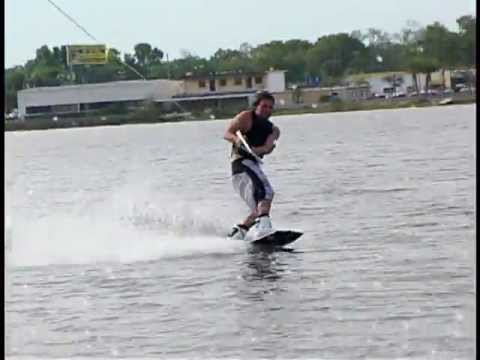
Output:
259 197 272 205
258 198 272 210
264 191 274 202
265 185 274 201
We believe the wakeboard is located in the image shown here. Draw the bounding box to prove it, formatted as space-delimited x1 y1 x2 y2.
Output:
251 230 303 247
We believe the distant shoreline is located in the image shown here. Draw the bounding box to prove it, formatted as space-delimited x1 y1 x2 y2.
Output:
5 94 475 132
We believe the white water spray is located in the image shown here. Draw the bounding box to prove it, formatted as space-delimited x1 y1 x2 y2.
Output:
6 185 246 267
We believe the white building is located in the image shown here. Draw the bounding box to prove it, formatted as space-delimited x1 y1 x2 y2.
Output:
347 72 415 96
17 79 184 119
347 70 462 96
17 70 287 119
263 70 287 93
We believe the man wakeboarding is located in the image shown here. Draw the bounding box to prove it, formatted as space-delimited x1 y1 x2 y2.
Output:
224 91 280 240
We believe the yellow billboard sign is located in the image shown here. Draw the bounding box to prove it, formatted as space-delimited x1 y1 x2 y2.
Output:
66 44 107 65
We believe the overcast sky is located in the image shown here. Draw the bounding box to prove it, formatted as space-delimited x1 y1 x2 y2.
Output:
5 0 476 68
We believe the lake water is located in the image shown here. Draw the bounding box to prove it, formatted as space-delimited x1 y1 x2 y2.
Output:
5 105 476 359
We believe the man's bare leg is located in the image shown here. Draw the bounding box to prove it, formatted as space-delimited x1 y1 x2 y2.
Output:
240 211 258 229
240 199 273 229
257 199 272 217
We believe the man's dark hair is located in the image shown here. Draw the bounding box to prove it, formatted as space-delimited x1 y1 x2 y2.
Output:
253 91 275 107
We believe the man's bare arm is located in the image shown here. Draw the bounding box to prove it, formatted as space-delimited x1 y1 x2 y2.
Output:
253 126 280 155
223 111 251 146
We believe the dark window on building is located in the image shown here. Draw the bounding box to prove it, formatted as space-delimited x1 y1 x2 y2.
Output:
246 77 252 88
255 76 263 84
88 101 114 110
209 79 216 91
234 77 242 85
52 104 77 113
199 80 206 88
219 78 227 87
125 100 142 109
26 105 52 114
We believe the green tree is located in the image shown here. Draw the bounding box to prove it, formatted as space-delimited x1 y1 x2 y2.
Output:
21 45 68 87
130 43 165 78
419 22 460 88
5 66 26 111
107 48 121 63
306 33 365 82
122 53 144 79
422 22 459 65
456 15 476 66
251 41 287 71
210 48 255 72
282 39 312 83
169 52 212 79
134 43 152 67
151 48 164 63
28 65 64 87
358 28 412 72
407 56 440 92
133 43 164 67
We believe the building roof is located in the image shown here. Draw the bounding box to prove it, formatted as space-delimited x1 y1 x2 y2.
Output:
181 69 287 80
163 92 256 102
182 71 262 80
17 79 184 109
18 79 182 94
173 90 257 98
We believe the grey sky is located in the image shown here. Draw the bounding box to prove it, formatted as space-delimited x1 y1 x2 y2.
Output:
5 0 476 68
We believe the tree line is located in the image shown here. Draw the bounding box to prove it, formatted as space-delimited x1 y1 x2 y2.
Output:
5 15 475 112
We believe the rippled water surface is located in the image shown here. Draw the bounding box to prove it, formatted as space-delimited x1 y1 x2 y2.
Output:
5 105 476 358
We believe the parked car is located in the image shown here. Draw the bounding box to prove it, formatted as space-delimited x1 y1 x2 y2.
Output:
419 89 438 96
5 109 18 120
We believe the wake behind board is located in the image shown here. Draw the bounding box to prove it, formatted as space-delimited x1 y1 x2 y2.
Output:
251 230 303 247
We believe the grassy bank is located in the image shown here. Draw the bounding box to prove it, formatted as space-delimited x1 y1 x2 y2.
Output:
4 111 191 132
5 95 475 132
274 95 476 116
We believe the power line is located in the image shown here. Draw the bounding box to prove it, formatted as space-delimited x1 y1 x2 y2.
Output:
46 0 98 42
46 0 146 80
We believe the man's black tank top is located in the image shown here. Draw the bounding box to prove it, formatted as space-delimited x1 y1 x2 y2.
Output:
244 110 274 147
231 110 274 161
